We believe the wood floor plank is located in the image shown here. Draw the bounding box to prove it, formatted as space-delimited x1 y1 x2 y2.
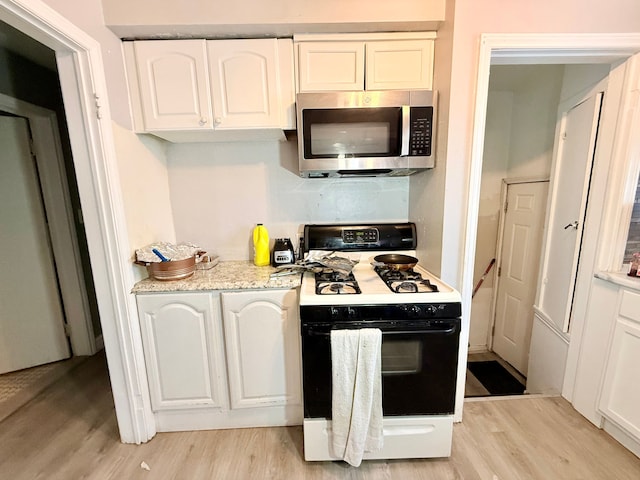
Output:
1 353 639 479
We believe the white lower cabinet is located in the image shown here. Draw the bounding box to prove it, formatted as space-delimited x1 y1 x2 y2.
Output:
599 289 640 443
135 289 302 432
136 292 226 411
221 289 302 410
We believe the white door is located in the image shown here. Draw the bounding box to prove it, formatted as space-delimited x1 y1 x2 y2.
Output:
537 93 603 333
493 181 549 375
0 115 70 374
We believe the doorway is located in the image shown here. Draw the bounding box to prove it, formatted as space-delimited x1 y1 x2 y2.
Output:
463 36 640 408
0 0 156 443
467 62 610 397
0 22 100 364
0 113 70 373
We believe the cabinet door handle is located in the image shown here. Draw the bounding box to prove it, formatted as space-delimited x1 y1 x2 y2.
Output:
198 118 208 126
214 117 222 126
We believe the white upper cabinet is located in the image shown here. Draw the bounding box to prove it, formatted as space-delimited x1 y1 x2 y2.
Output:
207 39 281 129
130 40 212 131
365 40 435 91
124 38 295 140
294 32 435 92
297 41 365 92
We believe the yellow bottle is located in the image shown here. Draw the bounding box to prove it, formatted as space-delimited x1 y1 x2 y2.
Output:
253 224 270 266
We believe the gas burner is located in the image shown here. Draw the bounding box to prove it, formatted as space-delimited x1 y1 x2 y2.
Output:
375 267 440 294
316 270 354 283
393 281 419 293
388 279 439 293
317 281 360 295
315 271 361 295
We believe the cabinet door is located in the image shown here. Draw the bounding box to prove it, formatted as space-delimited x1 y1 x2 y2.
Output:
297 41 365 92
598 290 640 441
133 40 212 131
365 40 434 90
136 293 226 411
207 39 280 128
221 289 301 409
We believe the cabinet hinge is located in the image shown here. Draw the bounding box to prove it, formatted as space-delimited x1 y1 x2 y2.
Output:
63 323 71 337
504 201 508 213
497 266 502 277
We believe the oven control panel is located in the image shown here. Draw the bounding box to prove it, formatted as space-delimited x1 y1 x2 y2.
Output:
342 228 379 244
301 303 462 322
303 223 417 251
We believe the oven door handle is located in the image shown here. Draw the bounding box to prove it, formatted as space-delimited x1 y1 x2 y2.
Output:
303 326 458 336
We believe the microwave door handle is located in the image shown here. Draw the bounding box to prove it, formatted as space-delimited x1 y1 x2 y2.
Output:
400 105 411 156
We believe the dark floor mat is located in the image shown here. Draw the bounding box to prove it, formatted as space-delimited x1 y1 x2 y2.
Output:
467 360 525 396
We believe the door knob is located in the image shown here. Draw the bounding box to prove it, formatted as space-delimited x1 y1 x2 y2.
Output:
564 221 579 230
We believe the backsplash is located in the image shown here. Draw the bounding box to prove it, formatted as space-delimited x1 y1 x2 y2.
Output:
167 139 410 260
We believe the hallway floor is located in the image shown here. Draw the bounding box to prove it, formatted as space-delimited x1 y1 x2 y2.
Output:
0 356 84 423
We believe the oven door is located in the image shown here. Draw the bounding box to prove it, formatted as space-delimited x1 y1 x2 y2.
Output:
301 319 460 419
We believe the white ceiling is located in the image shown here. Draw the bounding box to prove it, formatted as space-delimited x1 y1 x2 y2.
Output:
0 19 57 71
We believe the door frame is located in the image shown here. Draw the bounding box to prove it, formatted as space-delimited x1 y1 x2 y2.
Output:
0 93 96 355
488 177 549 352
0 0 155 443
464 34 640 412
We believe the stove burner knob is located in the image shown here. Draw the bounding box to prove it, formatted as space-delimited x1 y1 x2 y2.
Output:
347 307 358 319
401 305 422 317
330 307 341 319
424 305 437 316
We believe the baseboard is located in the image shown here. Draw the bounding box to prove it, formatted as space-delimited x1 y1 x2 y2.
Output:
467 345 489 354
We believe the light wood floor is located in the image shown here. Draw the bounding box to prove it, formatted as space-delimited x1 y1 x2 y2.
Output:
1 353 640 479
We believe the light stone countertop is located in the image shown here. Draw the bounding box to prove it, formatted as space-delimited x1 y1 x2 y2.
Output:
594 270 640 292
132 260 301 293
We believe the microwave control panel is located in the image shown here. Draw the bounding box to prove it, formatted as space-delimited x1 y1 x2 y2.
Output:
409 107 433 156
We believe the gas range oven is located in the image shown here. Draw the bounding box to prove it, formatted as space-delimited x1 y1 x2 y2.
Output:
299 223 462 462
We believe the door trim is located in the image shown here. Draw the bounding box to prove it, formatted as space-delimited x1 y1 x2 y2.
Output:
0 93 95 356
0 0 155 443
488 177 550 352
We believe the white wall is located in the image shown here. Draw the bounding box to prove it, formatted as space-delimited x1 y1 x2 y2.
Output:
468 89 511 349
408 0 455 277
102 0 445 37
167 139 410 260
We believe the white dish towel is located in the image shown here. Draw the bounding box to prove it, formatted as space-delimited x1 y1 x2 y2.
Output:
330 328 383 467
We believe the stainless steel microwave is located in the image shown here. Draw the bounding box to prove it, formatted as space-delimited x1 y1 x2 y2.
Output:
295 90 435 178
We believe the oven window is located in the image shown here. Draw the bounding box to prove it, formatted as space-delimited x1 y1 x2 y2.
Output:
381 340 422 375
